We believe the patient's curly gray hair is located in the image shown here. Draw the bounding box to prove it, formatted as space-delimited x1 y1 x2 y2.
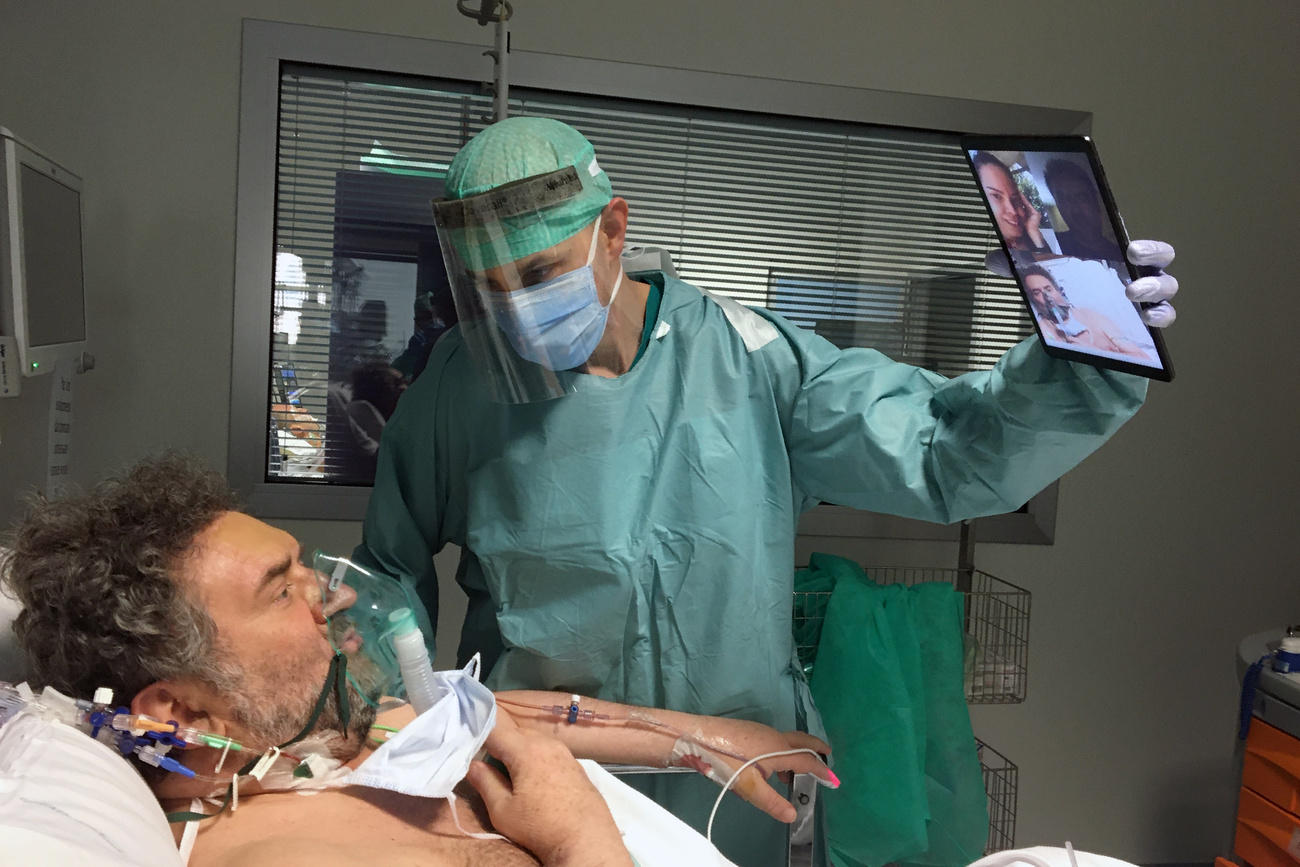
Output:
2 453 240 702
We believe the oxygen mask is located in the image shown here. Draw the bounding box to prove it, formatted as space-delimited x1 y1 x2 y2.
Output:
312 552 428 709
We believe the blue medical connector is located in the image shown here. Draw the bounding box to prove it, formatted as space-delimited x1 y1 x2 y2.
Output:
514 694 608 725
1 682 212 781
135 744 197 778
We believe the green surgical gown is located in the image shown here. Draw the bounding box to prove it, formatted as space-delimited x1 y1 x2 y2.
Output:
353 272 1147 865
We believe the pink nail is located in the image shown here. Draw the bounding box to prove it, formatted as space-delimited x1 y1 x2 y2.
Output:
827 769 841 789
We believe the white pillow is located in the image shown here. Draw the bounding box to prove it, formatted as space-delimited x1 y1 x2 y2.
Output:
0 709 184 866
968 846 1139 867
0 547 25 684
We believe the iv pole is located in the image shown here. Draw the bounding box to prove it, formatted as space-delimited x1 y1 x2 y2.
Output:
457 1 513 122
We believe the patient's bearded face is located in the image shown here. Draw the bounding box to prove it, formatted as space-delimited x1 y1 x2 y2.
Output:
186 512 376 758
216 633 376 759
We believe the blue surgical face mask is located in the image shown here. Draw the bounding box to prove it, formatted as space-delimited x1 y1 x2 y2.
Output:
480 218 624 371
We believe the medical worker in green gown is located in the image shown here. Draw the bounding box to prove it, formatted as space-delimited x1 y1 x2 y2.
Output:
352 117 1179 866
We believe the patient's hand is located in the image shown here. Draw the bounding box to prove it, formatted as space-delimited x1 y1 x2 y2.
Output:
466 714 633 867
669 719 835 823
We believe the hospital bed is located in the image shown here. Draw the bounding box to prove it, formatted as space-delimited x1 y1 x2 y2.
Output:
0 554 1017 866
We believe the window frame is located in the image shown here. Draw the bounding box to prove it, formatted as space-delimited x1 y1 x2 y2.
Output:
230 18 1087 541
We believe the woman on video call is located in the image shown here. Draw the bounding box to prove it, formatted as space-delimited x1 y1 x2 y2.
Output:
972 150 1053 255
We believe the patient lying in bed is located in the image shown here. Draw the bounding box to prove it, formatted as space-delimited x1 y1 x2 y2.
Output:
2 455 831 867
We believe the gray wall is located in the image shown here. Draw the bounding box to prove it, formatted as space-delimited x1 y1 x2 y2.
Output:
1 0 1297 861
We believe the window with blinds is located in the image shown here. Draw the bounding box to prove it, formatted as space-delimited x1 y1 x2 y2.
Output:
267 63 1032 486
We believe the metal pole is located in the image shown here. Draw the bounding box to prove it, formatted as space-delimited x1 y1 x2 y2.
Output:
457 1 513 123
492 7 509 122
957 519 975 637
957 519 975 594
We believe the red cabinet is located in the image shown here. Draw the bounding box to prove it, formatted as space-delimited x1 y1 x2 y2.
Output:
1235 719 1300 866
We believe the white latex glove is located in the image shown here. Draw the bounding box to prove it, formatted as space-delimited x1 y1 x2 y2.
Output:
1123 240 1177 327
983 239 1179 328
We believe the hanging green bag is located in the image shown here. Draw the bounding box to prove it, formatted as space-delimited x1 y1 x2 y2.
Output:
806 554 929 866
802 553 988 867
897 583 990 867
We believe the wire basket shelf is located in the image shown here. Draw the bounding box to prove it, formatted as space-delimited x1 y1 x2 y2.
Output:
978 738 1019 852
793 566 1032 704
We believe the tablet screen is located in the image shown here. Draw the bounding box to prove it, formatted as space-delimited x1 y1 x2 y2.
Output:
962 137 1172 380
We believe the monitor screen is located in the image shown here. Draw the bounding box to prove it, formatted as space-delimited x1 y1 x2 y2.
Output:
20 163 85 347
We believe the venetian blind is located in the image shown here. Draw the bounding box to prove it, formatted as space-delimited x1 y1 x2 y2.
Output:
269 63 1032 485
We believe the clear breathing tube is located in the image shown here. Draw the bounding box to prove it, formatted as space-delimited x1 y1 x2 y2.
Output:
387 608 440 715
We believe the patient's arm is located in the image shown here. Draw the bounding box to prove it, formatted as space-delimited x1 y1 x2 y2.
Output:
495 690 834 824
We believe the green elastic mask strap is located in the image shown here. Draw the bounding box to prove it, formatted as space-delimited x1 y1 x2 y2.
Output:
165 653 351 824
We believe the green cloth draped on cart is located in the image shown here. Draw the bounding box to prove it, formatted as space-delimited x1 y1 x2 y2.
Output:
797 553 988 867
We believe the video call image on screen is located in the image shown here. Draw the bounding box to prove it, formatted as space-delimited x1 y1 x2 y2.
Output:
969 148 1163 370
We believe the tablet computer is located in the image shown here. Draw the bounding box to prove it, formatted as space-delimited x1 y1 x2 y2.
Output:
961 135 1173 381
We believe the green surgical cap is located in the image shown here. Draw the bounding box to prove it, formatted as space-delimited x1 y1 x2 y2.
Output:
442 117 613 268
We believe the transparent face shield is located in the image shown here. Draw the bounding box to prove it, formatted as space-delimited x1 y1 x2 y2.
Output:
432 167 632 404
312 552 425 709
